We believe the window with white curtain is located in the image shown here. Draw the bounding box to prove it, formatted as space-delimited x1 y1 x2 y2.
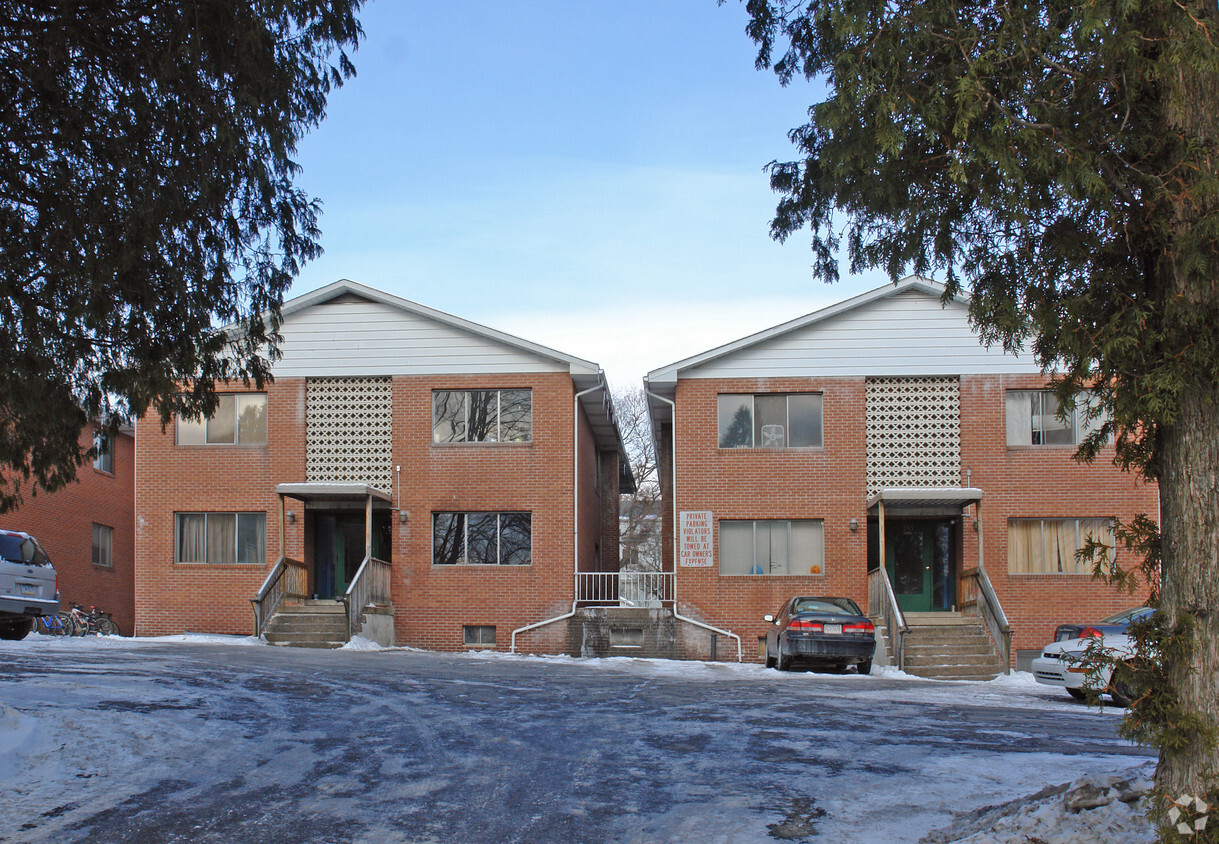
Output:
175 513 266 564
1007 518 1115 574
719 519 825 576
1005 390 1106 446
91 524 113 567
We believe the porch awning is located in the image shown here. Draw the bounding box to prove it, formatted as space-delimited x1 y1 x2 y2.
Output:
866 487 983 513
274 483 392 507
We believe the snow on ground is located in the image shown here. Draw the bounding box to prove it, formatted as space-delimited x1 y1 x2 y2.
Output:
1 634 1157 842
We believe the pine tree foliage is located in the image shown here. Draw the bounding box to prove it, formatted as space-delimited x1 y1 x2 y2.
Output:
734 0 1218 829
0 1 364 511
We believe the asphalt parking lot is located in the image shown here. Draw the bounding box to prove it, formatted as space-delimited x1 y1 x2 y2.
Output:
0 637 1153 843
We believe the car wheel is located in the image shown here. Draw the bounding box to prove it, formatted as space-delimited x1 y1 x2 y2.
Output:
764 648 776 669
1109 669 1136 707
1067 688 1087 701
0 618 33 640
856 659 872 675
777 651 792 671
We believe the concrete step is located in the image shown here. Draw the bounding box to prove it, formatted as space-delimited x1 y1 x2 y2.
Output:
904 612 977 626
904 663 1004 680
280 601 345 613
904 641 997 656
872 614 1005 680
265 615 348 633
904 651 1005 667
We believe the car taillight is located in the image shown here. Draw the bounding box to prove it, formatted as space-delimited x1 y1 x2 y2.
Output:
788 619 823 631
1079 627 1102 638
844 621 875 634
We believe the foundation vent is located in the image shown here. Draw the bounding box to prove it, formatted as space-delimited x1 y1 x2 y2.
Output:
306 377 393 491
865 376 961 495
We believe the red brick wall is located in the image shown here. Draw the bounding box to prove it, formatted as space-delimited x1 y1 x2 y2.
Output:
135 372 620 653
664 375 1157 662
0 424 136 634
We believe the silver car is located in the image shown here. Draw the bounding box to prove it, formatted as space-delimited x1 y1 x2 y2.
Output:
0 530 59 640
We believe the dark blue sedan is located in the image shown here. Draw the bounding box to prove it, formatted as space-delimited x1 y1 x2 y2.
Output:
764 596 876 673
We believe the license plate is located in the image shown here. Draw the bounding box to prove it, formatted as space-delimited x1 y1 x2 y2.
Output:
18 583 36 596
823 623 842 635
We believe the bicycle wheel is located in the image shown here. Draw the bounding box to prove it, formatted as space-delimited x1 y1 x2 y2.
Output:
53 612 76 636
96 618 119 636
70 614 88 636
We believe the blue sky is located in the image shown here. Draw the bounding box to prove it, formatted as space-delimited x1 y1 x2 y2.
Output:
291 1 889 387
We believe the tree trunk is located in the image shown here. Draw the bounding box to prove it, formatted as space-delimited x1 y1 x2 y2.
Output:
1154 386 1219 799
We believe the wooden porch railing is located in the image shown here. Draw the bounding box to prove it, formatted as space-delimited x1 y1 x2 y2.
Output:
341 555 392 640
252 555 309 637
868 567 909 670
961 566 1013 674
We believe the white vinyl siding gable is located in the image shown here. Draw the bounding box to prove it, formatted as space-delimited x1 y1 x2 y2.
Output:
271 299 567 377
682 290 1039 379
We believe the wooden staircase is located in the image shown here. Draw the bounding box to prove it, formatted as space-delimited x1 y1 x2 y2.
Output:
876 611 1005 680
263 600 349 649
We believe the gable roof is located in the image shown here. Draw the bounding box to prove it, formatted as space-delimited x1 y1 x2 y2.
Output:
644 275 1033 427
263 279 633 489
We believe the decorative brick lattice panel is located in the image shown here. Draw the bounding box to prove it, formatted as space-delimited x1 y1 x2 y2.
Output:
865 377 961 495
306 377 393 491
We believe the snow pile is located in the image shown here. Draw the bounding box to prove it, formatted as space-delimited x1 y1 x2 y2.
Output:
924 768 1156 844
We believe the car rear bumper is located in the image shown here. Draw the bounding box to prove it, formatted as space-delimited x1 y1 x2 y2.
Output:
0 594 59 619
782 634 876 663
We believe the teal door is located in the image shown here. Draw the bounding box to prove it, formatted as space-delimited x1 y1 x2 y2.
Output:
885 520 956 613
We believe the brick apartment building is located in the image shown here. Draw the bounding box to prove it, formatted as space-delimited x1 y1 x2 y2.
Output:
134 280 632 652
644 276 1157 672
0 423 136 635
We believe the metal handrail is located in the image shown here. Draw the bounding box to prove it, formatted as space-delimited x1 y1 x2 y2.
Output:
969 566 1013 674
341 554 392 640
251 555 308 637
869 567 909 670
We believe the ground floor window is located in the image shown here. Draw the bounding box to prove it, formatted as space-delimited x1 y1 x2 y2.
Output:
91 524 113 567
719 519 824 576
175 512 266 564
463 625 496 646
1007 518 1115 574
433 512 531 565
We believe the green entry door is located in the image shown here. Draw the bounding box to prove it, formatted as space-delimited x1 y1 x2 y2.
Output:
886 522 934 613
885 520 956 613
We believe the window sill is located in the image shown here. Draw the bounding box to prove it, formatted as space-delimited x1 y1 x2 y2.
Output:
432 563 533 569
174 561 266 567
174 443 268 449
431 441 533 449
716 447 825 453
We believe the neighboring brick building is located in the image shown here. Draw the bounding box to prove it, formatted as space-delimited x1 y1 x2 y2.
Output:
0 423 136 635
644 277 1158 670
134 280 632 651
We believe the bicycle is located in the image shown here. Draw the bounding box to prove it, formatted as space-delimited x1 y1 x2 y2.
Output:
34 611 76 636
67 603 119 636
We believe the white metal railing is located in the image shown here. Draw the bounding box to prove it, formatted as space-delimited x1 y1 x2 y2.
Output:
341 554 392 640
576 571 674 606
868 567 909 670
251 555 309 637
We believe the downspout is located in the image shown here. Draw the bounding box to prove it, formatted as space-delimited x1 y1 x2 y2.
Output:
511 382 602 653
646 389 742 663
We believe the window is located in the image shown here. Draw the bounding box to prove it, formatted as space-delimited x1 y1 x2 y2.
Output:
1008 518 1116 574
433 512 531 565
462 625 496 646
717 394 822 448
433 389 531 443
177 394 268 445
93 431 113 473
91 524 113 567
1005 390 1105 446
719 519 825 576
175 513 266 564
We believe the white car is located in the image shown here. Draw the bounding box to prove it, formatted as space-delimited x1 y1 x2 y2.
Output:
1032 632 1136 705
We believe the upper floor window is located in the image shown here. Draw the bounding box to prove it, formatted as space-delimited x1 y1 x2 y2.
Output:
433 389 531 443
177 394 267 445
175 512 266 564
717 393 822 449
1005 390 1104 446
433 512 532 565
93 431 113 473
719 519 825 576
1008 518 1115 574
